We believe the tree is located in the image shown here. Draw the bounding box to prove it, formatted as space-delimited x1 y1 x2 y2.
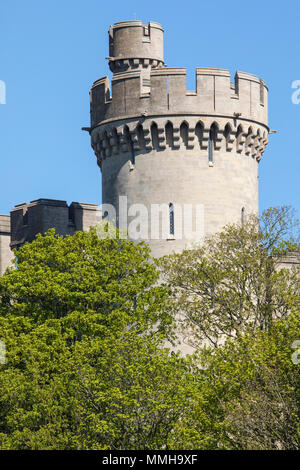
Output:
0 228 169 331
159 206 300 450
1 212 299 450
0 229 194 450
175 311 300 450
160 206 300 347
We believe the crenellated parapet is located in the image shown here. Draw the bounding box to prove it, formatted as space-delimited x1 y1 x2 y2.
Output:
89 19 269 163
91 116 268 169
90 67 268 131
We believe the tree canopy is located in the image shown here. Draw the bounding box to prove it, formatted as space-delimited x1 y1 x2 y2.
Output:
160 206 300 347
0 208 299 450
0 229 193 449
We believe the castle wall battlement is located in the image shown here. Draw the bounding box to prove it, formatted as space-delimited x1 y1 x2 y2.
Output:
90 67 268 129
87 20 271 260
10 199 102 250
0 201 102 275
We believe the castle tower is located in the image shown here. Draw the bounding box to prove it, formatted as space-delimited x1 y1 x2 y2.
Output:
88 20 269 258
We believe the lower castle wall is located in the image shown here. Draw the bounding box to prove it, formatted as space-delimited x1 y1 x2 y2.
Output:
0 215 13 275
0 200 102 274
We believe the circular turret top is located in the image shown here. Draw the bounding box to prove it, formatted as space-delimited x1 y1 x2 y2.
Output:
108 20 164 72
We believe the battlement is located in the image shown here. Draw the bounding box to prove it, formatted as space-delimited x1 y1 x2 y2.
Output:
87 19 272 260
90 66 268 129
0 214 10 234
10 199 102 249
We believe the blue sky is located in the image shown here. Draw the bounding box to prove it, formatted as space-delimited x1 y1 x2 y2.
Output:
0 0 299 216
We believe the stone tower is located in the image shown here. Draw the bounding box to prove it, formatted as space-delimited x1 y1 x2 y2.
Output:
88 20 269 258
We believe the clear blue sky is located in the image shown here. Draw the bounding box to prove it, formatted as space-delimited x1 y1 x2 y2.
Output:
0 0 299 216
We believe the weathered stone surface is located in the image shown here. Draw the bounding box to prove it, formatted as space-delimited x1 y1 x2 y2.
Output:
10 199 102 250
89 20 269 259
0 200 102 272
0 215 13 274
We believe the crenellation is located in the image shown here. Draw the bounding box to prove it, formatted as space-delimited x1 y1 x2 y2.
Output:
150 71 169 112
0 200 102 274
10 199 102 250
90 77 111 127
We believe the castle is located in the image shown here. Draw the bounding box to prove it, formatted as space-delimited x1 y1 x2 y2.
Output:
1 19 295 273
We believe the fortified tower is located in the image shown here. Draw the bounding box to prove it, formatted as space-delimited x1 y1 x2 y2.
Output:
88 20 269 258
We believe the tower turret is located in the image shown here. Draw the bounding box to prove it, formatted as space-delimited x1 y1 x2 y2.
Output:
107 20 164 73
88 20 269 258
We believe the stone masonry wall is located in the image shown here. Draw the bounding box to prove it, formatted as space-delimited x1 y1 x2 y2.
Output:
89 20 269 258
0 215 13 275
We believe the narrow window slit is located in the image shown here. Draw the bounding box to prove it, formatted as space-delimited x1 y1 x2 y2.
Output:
169 203 175 236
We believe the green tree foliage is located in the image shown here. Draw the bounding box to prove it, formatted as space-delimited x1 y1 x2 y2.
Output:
0 208 299 450
160 206 300 347
160 206 300 450
173 311 300 449
0 229 194 449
